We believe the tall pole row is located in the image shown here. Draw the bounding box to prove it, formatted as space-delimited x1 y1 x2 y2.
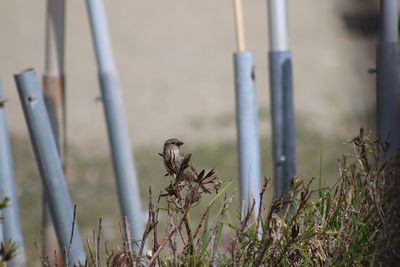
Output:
267 0 296 198
85 0 144 249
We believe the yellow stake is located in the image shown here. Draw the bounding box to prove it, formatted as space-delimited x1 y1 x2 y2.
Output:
233 0 246 52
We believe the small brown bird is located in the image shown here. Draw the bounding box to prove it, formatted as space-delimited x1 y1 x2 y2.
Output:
160 138 218 193
161 138 197 182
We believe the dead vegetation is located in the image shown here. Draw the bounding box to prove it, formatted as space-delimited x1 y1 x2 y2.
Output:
86 129 398 266
3 129 400 266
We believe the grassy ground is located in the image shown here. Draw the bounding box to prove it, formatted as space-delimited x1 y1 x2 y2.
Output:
11 127 351 266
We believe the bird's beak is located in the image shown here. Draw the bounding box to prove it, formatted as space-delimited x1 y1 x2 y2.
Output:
177 141 184 146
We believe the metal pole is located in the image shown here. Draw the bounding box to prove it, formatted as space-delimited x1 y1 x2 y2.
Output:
234 52 262 217
0 81 26 267
14 69 86 266
42 0 66 260
267 0 296 198
377 0 400 158
380 0 398 43
85 0 144 249
232 0 261 218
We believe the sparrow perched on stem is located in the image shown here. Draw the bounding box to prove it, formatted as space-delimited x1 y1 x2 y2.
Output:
159 138 218 193
161 138 197 182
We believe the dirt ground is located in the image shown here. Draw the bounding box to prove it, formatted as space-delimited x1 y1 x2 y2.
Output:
0 0 377 153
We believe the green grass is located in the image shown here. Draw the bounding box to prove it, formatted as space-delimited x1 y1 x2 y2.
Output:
10 127 349 266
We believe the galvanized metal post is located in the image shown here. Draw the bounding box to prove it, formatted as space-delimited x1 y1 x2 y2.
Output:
380 0 398 43
14 69 86 266
234 52 262 217
267 0 296 198
0 81 26 267
232 0 261 221
377 0 400 158
42 0 66 260
85 0 144 249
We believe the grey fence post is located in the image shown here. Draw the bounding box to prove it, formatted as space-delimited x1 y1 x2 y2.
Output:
14 69 86 266
85 0 144 249
0 81 26 267
267 0 296 198
234 52 261 217
377 0 400 158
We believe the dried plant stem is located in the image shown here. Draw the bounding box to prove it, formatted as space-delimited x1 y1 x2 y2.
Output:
35 241 51 267
152 194 162 253
232 199 256 265
64 204 77 267
210 194 232 266
256 178 271 232
192 208 209 240
255 198 283 266
105 242 114 267
86 238 96 266
167 202 177 267
96 218 102 266
138 188 157 266
147 209 189 267
183 216 194 255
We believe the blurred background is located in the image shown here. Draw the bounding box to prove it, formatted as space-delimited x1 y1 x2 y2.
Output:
0 0 382 265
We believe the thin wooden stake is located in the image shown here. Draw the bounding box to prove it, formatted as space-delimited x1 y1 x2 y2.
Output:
43 0 66 264
233 0 246 51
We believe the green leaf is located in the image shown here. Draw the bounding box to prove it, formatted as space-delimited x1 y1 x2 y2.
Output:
297 247 312 265
199 180 233 256
0 198 9 210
